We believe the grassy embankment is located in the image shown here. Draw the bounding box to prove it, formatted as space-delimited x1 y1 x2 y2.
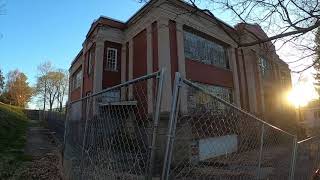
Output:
0 102 30 179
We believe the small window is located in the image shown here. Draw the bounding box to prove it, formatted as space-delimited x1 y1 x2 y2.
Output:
259 56 270 77
72 68 82 90
106 48 117 71
101 90 120 102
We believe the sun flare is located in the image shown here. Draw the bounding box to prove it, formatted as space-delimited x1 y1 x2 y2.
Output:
287 83 318 108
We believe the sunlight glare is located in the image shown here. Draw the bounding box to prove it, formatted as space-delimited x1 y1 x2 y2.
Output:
287 83 318 108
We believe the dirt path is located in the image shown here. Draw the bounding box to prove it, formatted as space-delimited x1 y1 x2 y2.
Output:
24 123 56 156
19 120 64 180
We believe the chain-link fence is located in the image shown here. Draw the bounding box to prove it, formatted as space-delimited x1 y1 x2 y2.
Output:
44 110 66 143
294 136 320 180
63 70 320 180
162 73 298 180
63 70 164 180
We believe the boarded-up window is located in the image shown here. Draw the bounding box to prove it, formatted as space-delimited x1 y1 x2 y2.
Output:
188 82 233 110
184 31 229 69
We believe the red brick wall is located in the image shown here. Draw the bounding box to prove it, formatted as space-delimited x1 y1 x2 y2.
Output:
133 29 148 114
169 20 178 86
102 41 122 89
82 47 94 96
133 30 147 78
70 88 81 101
152 21 158 72
126 42 129 82
241 49 250 110
185 59 234 88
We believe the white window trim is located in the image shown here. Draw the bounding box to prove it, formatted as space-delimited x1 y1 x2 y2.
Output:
106 47 118 72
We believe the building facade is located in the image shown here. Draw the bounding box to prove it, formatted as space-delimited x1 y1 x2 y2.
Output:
301 100 320 136
68 0 292 118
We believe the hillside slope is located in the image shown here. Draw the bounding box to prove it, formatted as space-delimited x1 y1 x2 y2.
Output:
0 102 29 178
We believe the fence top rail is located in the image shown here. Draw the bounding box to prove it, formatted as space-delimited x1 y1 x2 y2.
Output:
182 78 296 138
68 69 163 105
298 136 319 144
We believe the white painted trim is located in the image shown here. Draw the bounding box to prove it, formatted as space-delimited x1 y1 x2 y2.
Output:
128 39 133 99
146 25 154 114
229 48 241 107
243 48 258 113
157 17 172 112
93 40 104 93
254 52 265 114
176 22 188 113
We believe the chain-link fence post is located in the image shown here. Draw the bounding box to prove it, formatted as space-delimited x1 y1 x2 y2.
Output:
161 72 182 180
289 136 298 180
63 103 70 148
147 69 165 180
257 123 265 179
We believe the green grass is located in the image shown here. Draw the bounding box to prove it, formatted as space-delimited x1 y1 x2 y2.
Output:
0 102 30 179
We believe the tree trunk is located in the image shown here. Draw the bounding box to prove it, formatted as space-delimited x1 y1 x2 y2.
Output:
49 102 53 111
49 93 53 111
59 101 63 112
43 81 47 111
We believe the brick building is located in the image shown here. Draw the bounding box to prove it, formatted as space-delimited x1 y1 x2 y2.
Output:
68 0 292 118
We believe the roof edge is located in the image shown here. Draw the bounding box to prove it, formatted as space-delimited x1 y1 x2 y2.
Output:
70 49 83 70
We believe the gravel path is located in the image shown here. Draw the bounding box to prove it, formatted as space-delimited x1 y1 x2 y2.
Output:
19 120 64 180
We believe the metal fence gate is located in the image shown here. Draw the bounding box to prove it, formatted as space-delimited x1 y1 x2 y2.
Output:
63 70 164 180
162 73 298 180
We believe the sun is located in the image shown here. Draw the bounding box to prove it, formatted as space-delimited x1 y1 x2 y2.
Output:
287 83 318 108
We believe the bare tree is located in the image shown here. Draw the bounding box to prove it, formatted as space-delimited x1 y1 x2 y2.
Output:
56 69 68 112
192 0 319 72
36 61 53 110
35 62 69 111
184 0 319 44
46 71 61 111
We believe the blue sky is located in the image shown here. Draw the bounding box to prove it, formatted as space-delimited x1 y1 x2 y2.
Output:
0 0 315 108
0 0 144 85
